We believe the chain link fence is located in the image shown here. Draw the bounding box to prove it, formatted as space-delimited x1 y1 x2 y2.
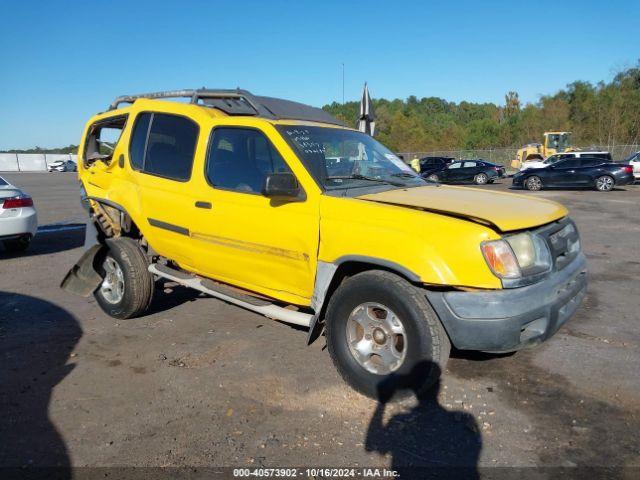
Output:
398 145 640 168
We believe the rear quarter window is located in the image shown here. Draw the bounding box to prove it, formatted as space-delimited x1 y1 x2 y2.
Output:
128 113 199 181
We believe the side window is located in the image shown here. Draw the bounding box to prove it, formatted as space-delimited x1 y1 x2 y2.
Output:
557 159 580 169
129 113 152 171
128 113 199 181
145 114 198 181
83 115 128 167
206 128 293 194
580 159 598 167
448 162 463 169
463 161 478 167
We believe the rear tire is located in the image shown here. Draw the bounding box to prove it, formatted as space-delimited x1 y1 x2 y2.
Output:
325 270 450 402
525 175 543 191
474 173 488 185
595 175 614 192
2 235 31 253
94 237 154 319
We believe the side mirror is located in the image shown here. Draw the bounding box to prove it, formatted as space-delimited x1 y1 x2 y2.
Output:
263 173 301 199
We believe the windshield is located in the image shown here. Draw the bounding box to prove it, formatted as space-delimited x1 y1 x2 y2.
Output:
276 126 426 191
0 177 7 186
546 133 571 152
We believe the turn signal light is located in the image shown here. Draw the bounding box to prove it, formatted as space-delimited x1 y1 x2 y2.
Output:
2 195 34 209
481 240 521 279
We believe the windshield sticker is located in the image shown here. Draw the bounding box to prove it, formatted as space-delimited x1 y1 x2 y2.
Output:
385 153 413 172
286 129 326 155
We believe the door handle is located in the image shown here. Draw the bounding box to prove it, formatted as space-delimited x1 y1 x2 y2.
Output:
195 201 212 209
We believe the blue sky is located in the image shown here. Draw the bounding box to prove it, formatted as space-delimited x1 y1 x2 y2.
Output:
1 0 638 149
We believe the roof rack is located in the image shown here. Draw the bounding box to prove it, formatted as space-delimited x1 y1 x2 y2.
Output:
108 88 344 126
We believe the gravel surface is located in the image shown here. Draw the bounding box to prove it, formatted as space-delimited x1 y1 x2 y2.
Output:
1 173 639 473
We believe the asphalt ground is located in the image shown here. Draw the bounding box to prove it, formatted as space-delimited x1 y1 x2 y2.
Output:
1 172 639 476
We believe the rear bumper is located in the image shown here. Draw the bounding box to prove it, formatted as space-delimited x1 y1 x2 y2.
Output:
425 253 587 352
615 173 635 186
0 208 38 239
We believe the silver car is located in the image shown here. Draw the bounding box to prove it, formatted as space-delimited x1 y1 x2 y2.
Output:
47 159 77 172
0 176 38 252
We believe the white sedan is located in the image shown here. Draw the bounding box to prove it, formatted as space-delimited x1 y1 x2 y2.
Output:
0 176 38 252
625 151 640 180
47 160 77 172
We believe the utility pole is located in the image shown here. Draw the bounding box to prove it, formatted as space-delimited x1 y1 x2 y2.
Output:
341 63 345 105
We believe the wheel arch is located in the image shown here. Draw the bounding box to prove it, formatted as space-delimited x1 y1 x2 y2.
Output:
307 256 421 345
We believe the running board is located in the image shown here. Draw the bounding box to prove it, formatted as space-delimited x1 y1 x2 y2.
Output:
148 263 312 328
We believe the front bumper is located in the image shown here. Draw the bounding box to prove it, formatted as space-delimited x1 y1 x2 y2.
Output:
425 253 587 352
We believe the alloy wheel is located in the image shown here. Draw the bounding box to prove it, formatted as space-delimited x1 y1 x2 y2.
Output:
345 302 407 375
100 256 125 304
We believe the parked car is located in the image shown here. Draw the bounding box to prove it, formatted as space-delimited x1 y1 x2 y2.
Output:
419 156 456 175
422 160 504 184
520 151 612 171
623 151 640 181
0 175 37 252
48 159 77 172
512 157 634 191
62 88 587 400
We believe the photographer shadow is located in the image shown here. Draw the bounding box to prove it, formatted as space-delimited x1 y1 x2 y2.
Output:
365 361 481 479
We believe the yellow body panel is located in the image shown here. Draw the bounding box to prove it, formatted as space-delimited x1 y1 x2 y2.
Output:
79 99 570 307
358 185 567 232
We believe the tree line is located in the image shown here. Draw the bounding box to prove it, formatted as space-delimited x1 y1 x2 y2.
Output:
323 63 640 153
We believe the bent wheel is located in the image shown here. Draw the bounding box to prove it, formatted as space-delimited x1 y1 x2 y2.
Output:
94 237 155 319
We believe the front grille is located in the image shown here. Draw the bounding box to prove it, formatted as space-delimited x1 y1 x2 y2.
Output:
535 218 581 271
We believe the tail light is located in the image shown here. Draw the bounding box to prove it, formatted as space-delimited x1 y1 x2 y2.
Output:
623 165 633 174
2 195 34 209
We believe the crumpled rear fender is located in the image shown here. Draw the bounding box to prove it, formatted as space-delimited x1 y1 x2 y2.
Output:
60 219 105 297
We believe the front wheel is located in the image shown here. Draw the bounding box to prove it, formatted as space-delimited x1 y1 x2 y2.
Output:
474 173 488 185
426 173 439 182
325 270 450 401
94 237 155 319
525 175 543 191
595 175 614 192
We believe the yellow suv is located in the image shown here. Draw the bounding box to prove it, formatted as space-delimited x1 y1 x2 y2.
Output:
62 89 587 400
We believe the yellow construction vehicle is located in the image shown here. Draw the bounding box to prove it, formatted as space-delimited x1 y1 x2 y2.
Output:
511 132 573 169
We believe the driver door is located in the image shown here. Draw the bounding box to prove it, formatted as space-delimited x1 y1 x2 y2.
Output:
188 126 320 305
444 161 464 182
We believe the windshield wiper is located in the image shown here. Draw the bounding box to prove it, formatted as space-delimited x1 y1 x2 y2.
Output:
390 172 421 179
325 174 406 187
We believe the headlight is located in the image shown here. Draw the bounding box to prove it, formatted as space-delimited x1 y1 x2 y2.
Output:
481 233 551 280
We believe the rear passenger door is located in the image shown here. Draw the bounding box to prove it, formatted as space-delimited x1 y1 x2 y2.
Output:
128 112 201 265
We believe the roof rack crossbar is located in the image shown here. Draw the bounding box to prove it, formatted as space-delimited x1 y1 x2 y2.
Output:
107 88 344 126
108 88 269 116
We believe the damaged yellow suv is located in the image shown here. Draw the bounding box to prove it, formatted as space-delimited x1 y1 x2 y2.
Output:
63 89 587 399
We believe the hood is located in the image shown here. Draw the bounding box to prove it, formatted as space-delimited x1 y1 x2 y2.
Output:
358 185 568 232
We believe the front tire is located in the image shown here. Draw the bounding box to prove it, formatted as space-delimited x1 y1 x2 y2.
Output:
94 237 154 319
525 175 543 191
595 175 614 192
427 173 439 182
325 270 450 401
